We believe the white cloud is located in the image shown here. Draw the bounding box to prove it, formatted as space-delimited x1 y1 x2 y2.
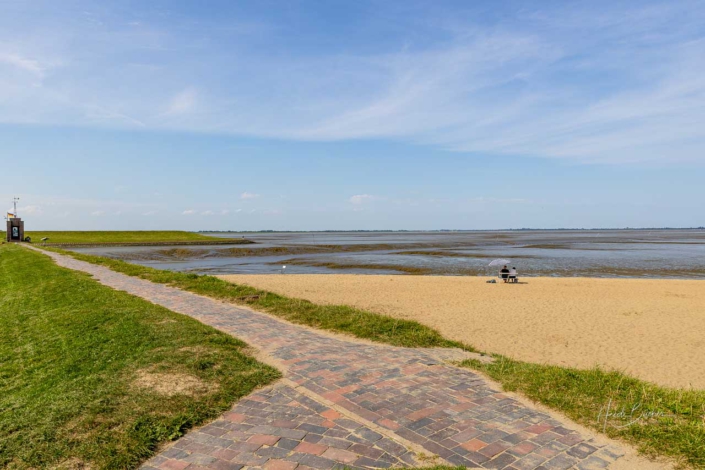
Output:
166 87 198 115
349 194 375 205
90 210 105 216
17 205 43 215
201 210 215 216
234 209 242 213
182 209 196 215
142 210 156 216
0 52 44 77
221 209 230 215
241 192 260 200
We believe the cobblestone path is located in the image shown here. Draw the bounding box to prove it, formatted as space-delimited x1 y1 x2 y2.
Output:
39 249 627 470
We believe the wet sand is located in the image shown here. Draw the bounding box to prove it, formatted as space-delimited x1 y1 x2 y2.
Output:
218 274 705 389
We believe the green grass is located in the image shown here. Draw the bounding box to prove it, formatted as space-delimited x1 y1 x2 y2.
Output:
466 356 705 469
2 230 250 245
0 244 279 469
45 247 469 350
43 247 705 468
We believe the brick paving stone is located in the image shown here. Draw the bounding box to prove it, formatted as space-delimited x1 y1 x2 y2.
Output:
228 442 261 453
348 444 384 460
161 448 189 460
525 424 554 435
264 459 299 470
249 434 281 446
277 437 302 450
478 429 511 444
557 433 584 446
543 453 578 470
209 460 244 470
507 441 538 457
321 448 358 464
183 454 217 465
295 441 329 456
479 440 512 458
531 432 563 447
297 454 338 469
483 452 517 469
318 436 353 449
568 442 599 459
211 448 240 461
502 431 532 445
161 460 190 470
323 428 349 439
577 455 611 469
512 454 548 470
303 433 324 443
257 447 292 459
461 438 489 452
299 424 329 435
37 249 628 470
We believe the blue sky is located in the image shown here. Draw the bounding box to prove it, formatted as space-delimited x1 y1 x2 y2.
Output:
1 0 704 230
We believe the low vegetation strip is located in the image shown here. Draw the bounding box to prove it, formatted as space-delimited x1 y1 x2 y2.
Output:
43 247 705 468
0 244 279 469
42 239 254 248
9 230 252 246
45 247 469 350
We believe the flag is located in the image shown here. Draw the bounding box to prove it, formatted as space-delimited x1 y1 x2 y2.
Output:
6 212 15 219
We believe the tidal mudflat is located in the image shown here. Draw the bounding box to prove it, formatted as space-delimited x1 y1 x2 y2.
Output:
70 229 705 279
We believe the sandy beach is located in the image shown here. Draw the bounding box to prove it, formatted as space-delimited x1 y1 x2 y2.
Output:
218 274 705 390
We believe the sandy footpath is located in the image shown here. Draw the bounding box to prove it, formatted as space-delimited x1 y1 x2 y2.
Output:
218 274 705 389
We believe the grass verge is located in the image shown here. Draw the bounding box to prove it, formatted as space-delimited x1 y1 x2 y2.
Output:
0 244 279 469
44 247 705 468
7 230 250 246
465 357 705 469
44 247 470 350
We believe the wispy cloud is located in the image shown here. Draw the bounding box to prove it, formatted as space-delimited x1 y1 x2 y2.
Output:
182 209 196 215
241 192 260 200
0 52 45 77
90 210 105 216
349 194 375 205
1 1 704 164
17 205 43 215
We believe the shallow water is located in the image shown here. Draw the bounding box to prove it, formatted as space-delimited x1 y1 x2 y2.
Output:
70 229 705 279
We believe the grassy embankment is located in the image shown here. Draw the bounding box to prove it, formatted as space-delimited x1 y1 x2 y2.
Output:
0 244 279 469
44 247 465 350
0 230 251 246
47 247 705 468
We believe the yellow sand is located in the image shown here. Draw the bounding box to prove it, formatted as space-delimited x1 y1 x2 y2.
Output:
218 274 705 389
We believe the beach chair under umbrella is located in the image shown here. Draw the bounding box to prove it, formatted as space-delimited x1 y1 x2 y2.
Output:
487 258 511 281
